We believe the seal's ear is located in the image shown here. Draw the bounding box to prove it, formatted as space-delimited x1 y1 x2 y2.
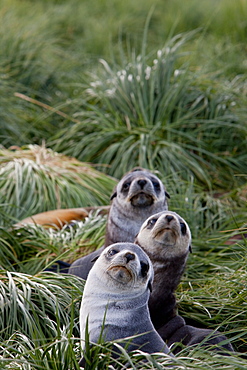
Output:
189 245 192 253
91 255 100 263
110 191 117 200
148 280 153 293
131 167 144 172
165 191 170 199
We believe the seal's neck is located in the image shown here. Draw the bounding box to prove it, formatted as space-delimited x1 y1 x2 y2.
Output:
105 200 166 246
148 253 188 330
104 203 145 246
83 273 149 311
82 287 150 331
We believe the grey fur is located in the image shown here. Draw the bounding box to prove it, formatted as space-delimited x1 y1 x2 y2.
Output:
79 243 172 366
69 168 169 279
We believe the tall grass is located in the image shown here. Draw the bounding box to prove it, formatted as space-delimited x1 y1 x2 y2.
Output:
0 0 246 368
0 1 61 147
0 271 83 341
0 271 83 369
0 211 107 273
0 265 247 368
0 268 246 367
0 145 116 223
51 30 246 189
1 0 246 149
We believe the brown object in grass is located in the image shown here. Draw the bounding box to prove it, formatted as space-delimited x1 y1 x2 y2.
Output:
14 206 110 229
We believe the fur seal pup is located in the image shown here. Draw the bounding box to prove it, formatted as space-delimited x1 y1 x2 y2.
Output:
79 242 172 366
135 210 192 330
69 168 170 279
135 211 234 353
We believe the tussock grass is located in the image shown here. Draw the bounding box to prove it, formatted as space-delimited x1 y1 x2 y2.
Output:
1 0 246 149
0 271 83 341
164 175 246 238
0 0 246 368
51 30 246 189
0 145 116 223
0 2 63 147
0 221 246 365
0 211 107 273
179 259 247 350
0 272 83 369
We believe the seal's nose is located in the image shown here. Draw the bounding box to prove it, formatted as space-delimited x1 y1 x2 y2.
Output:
137 179 147 189
125 252 135 263
166 215 174 223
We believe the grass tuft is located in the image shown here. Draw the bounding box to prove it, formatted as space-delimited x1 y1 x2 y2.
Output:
0 0 246 368
51 31 246 189
0 145 116 223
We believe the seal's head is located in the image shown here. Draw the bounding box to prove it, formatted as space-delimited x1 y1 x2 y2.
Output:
92 243 154 294
135 211 192 261
111 168 170 209
105 168 170 247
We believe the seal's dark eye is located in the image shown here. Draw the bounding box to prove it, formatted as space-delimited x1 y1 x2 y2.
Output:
140 261 149 277
108 249 118 257
180 222 187 236
152 180 160 191
122 182 130 191
146 218 158 229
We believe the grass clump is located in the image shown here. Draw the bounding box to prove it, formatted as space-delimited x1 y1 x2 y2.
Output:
0 0 246 368
51 30 246 190
0 272 83 370
0 145 116 223
0 271 83 342
0 212 106 274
